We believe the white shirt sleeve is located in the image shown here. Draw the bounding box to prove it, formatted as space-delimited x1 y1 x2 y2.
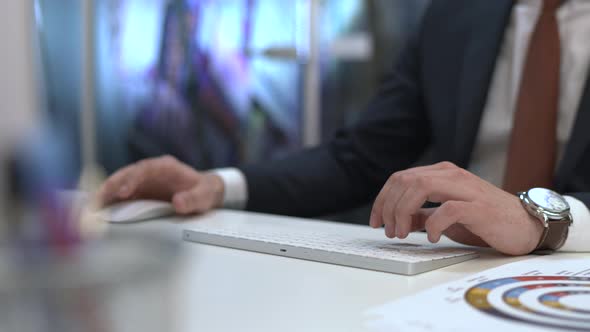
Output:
210 168 248 210
559 196 590 252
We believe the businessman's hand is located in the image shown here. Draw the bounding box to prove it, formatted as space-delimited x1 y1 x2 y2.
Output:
369 162 544 256
97 156 224 215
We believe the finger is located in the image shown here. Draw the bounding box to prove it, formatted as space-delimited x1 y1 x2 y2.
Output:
96 164 138 206
394 184 421 239
381 170 424 234
370 183 390 228
381 183 409 237
394 175 445 239
408 208 436 232
424 201 475 243
172 185 210 215
384 223 396 238
381 167 446 235
384 208 433 239
371 169 428 229
116 162 150 199
369 162 462 228
391 169 473 239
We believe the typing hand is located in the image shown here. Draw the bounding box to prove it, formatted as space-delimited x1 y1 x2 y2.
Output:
369 162 544 256
97 156 224 215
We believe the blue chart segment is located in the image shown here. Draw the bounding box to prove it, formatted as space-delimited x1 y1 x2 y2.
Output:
466 276 590 331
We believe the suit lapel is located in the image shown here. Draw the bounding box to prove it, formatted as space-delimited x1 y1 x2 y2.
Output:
454 0 514 166
555 70 590 190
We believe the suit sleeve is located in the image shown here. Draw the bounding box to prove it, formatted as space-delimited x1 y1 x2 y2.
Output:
239 23 432 218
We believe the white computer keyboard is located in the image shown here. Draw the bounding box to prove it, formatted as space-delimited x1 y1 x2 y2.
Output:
183 223 479 275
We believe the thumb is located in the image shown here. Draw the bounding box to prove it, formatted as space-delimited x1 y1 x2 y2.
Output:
172 185 211 215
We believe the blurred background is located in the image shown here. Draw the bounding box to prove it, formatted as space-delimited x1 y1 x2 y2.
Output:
0 0 435 248
37 0 429 173
0 1 431 331
32 0 430 222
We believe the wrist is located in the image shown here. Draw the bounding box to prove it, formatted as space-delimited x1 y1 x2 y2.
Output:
209 168 248 209
206 173 225 209
510 195 545 255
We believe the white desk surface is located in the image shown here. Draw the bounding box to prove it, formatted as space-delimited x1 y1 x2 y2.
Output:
110 210 586 332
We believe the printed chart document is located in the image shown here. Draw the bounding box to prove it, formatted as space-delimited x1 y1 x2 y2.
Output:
365 256 590 332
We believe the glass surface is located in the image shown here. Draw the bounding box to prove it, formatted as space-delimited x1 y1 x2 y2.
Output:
528 188 569 213
0 233 181 332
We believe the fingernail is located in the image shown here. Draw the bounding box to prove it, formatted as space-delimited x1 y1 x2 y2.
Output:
385 226 396 238
428 234 438 243
369 211 376 227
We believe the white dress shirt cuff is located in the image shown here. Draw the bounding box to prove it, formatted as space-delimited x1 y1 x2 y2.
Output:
559 196 590 252
210 168 248 210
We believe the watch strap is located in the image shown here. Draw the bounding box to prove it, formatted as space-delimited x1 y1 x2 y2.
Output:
533 221 570 255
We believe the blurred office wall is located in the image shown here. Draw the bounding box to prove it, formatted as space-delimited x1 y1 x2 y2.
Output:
36 0 84 174
320 0 429 140
0 0 40 225
35 0 429 222
97 0 305 171
37 0 428 176
0 1 39 152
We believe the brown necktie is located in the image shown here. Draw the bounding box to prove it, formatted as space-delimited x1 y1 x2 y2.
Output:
503 0 562 194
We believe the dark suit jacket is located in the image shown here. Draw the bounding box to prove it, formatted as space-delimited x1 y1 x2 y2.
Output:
240 0 590 217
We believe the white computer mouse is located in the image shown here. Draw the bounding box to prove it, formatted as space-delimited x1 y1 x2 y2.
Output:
98 200 176 223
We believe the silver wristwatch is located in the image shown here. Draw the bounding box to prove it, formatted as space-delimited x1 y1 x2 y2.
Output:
517 188 572 254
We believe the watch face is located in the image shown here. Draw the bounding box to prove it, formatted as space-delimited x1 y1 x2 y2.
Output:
528 188 569 213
